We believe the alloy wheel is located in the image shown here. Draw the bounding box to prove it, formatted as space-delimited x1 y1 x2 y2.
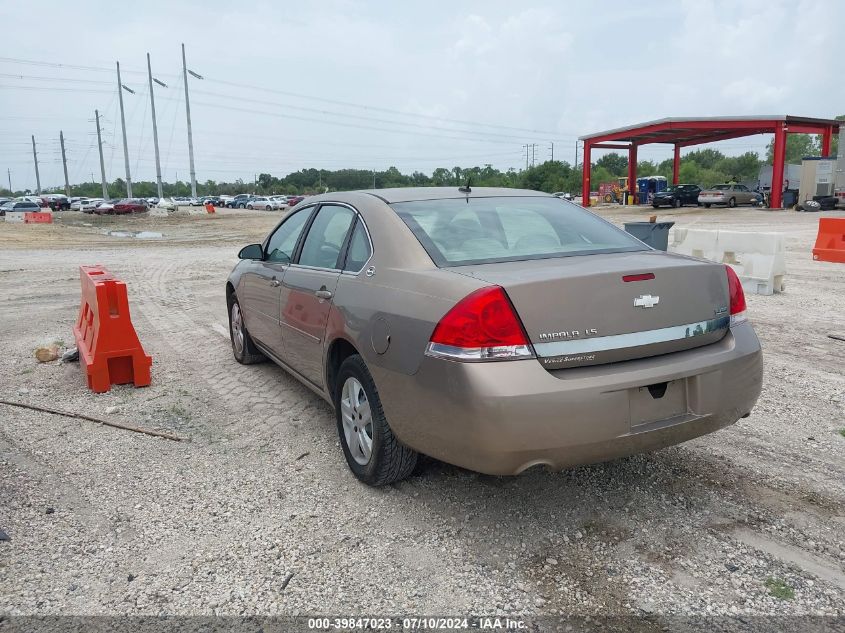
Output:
231 302 245 356
340 377 373 465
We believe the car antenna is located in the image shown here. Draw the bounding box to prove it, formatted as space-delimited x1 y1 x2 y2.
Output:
458 178 472 194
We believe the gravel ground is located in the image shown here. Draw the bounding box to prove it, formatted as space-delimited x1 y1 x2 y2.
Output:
0 206 843 624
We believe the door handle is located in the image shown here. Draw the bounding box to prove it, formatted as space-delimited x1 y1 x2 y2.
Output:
315 289 333 300
269 278 281 287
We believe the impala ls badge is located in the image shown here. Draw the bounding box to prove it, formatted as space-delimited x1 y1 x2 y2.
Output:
634 294 660 309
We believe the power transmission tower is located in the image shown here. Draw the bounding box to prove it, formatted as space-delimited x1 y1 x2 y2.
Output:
147 53 164 199
94 109 108 199
59 131 70 195
115 61 132 197
31 135 41 194
181 43 198 199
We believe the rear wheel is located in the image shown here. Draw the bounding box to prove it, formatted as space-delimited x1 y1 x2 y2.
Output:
334 355 417 486
674 198 681 208
228 297 265 364
652 204 659 209
265 205 272 210
704 203 711 208
728 197 736 208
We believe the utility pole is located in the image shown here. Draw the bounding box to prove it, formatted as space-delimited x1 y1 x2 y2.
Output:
550 141 554 163
31 135 41 194
147 53 164 199
523 144 529 170
181 43 198 199
116 61 132 197
531 144 537 168
59 131 70 196
574 141 579 169
94 109 108 199
7 168 12 193
372 170 376 189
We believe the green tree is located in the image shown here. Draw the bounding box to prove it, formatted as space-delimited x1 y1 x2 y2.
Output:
765 134 818 163
594 153 627 176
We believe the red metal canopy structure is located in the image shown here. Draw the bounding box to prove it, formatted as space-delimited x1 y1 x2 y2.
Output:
580 115 841 209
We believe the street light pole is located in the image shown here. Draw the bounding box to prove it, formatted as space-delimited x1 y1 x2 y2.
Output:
60 131 70 196
147 53 164 199
31 135 41 194
116 61 133 197
181 43 198 199
94 109 109 199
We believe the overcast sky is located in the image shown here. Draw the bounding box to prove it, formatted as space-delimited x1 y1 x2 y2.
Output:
1 0 842 191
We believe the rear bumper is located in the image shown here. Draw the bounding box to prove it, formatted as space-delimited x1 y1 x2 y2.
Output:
699 196 727 205
372 322 762 475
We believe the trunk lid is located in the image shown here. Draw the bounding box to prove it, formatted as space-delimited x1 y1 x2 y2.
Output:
447 250 730 369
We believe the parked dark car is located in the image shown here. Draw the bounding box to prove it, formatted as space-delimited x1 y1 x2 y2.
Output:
227 194 253 208
47 195 70 211
0 201 40 216
652 184 701 208
201 196 222 206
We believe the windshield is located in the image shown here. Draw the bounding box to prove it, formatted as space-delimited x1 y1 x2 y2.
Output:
391 196 647 267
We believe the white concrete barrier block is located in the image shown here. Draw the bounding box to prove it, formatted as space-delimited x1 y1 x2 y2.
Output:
671 228 786 295
4 212 25 223
669 228 720 261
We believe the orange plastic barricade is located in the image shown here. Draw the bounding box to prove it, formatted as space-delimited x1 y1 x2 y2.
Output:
812 218 845 264
205 202 215 214
24 212 53 223
72 265 152 393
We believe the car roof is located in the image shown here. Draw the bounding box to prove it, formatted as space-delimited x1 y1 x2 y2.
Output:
310 186 553 205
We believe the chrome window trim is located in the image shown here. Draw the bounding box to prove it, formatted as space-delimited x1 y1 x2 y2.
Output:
533 316 730 357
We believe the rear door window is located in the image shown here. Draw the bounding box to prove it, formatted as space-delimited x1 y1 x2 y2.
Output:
392 196 646 266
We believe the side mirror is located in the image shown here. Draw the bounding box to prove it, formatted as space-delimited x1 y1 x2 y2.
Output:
238 244 263 260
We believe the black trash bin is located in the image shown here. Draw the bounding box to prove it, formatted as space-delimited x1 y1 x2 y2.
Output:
623 221 675 251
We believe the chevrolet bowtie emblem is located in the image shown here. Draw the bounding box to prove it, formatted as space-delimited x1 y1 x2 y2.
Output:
634 294 660 309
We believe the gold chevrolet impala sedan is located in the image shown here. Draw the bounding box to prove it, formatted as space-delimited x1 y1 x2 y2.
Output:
226 187 763 485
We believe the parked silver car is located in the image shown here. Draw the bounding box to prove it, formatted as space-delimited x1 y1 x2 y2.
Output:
698 184 759 208
226 187 762 486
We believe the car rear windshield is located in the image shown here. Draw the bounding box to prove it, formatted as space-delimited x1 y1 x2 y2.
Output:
712 185 730 190
391 196 647 266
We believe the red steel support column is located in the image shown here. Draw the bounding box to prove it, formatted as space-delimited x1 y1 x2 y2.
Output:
821 126 833 157
672 145 681 185
628 144 638 204
581 142 591 206
770 123 786 209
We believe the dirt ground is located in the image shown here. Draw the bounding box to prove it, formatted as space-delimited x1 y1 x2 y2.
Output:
1 204 844 623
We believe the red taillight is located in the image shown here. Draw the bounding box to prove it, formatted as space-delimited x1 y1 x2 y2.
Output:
427 286 533 361
726 266 747 324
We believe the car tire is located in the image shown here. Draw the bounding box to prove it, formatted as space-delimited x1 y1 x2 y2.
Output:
674 199 681 208
239 203 246 209
265 205 271 211
728 197 736 208
704 203 711 208
228 296 265 365
652 204 659 209
334 354 418 486
247 205 253 210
